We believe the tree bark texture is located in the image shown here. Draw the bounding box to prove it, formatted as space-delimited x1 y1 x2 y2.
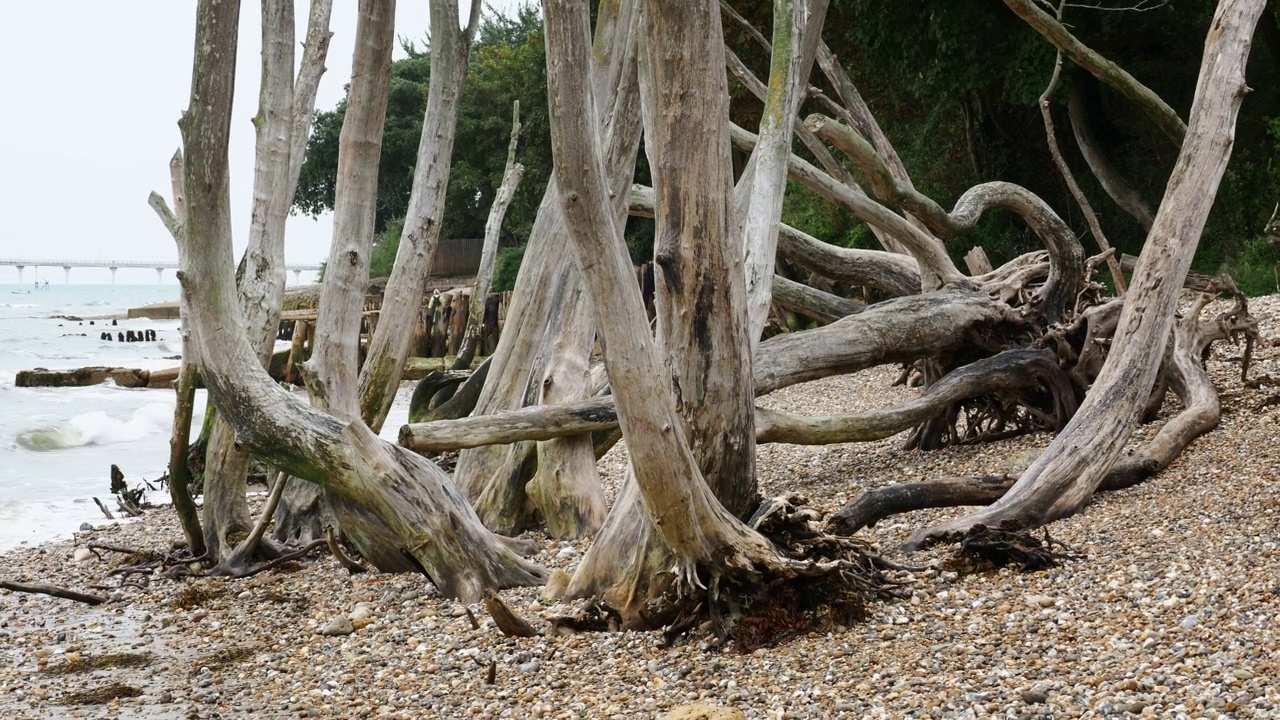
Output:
202 0 334 564
454 0 642 538
739 0 830 350
545 0 780 626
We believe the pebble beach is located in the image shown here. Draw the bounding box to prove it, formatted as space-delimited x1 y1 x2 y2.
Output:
2 294 1279 720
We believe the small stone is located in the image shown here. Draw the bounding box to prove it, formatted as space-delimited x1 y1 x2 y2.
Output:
191 610 208 623
157 692 174 704
318 616 355 636
647 659 661 673
1179 615 1200 629
349 604 374 622
238 590 253 600
1232 669 1255 680
73 547 94 562
517 661 542 674
1021 690 1049 704
450 606 469 618
78 523 94 532
1025 595 1056 609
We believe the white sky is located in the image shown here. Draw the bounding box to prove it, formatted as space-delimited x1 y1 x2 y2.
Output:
0 1 527 284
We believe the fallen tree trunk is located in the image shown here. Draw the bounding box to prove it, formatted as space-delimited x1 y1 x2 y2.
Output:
831 287 1258 536
399 347 1072 452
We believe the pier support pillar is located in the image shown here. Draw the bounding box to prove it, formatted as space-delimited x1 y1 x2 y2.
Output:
156 267 164 284
63 266 71 284
110 267 118 284
16 266 23 284
293 269 302 285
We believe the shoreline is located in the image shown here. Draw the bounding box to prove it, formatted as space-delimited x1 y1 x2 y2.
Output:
1 297 1278 718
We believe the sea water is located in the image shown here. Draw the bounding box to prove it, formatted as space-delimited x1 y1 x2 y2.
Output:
0 283 410 551
0 283 191 549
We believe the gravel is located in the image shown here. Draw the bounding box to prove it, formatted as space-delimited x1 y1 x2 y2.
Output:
2 294 1278 719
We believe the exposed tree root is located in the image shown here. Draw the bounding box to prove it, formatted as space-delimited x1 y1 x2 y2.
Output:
942 526 1078 575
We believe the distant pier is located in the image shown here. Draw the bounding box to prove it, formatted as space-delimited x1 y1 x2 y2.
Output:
0 258 322 285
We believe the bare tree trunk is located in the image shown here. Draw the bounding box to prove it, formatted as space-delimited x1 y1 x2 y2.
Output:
150 151 206 557
1037 42 1126 292
739 0 829 349
454 0 642 538
306 0 395 416
908 0 1266 548
1003 0 1187 145
200 0 333 564
454 101 525 370
175 0 546 601
294 0 412 571
359 0 482 431
1067 82 1156 232
546 0 782 627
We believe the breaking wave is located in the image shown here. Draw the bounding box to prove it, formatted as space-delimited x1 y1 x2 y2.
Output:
16 401 174 452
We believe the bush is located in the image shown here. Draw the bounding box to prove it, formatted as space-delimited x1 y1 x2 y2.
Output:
493 245 526 292
1223 236 1280 297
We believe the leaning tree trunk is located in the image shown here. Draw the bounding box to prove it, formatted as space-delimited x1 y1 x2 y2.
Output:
738 0 829 350
296 0 414 572
907 0 1266 548
358 0 481 432
150 150 207 558
199 0 333 565
175 0 546 601
547 0 782 627
453 0 642 538
454 101 524 370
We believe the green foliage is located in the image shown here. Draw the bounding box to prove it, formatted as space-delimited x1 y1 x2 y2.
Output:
369 217 405 279
1225 236 1280 297
492 245 526 292
293 4 549 242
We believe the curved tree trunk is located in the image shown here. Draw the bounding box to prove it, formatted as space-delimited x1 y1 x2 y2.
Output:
907 0 1265 548
1067 82 1156 232
175 0 545 601
1003 0 1187 145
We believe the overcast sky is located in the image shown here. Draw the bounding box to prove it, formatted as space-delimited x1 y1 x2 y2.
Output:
0 1 528 284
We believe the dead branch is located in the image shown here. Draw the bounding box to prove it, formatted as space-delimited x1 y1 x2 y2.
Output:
483 589 539 637
0 580 107 605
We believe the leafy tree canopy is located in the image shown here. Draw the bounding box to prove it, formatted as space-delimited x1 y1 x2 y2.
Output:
294 4 550 244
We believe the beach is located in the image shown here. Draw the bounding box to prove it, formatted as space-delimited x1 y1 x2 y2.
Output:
1 294 1278 718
